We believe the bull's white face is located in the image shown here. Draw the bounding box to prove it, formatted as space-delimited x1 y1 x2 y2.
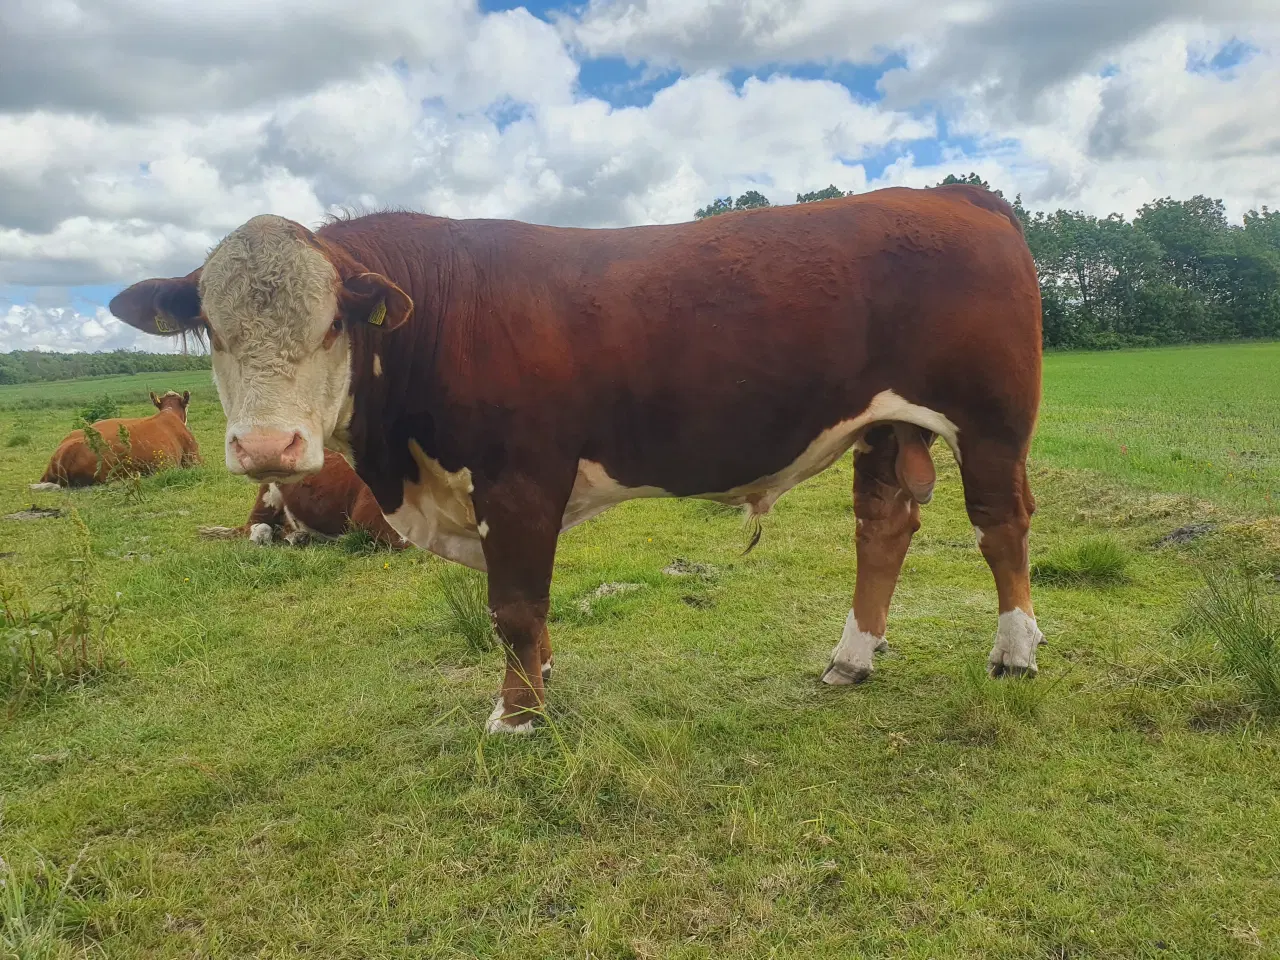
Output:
107 213 410 484
199 216 350 481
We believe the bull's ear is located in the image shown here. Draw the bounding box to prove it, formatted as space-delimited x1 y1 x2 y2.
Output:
109 270 203 336
182 391 191 406
341 272 412 331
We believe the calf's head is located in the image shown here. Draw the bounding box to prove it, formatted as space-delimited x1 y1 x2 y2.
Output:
110 215 411 483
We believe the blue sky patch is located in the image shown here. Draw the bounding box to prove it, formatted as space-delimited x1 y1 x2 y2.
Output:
1187 37 1257 74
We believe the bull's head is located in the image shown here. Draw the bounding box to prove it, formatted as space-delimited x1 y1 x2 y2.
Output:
110 215 411 483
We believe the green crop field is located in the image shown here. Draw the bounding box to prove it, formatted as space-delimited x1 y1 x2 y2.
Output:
2 343 1278 958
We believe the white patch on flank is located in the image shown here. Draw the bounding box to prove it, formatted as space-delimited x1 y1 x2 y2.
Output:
249 522 274 545
974 526 985 546
561 459 672 530
386 440 487 570
29 482 62 492
707 389 960 518
373 354 383 378
263 483 284 509
477 520 489 538
557 390 959 532
486 697 535 735
821 610 888 684
988 608 1044 677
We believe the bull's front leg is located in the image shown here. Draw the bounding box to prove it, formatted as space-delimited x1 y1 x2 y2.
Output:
472 468 572 734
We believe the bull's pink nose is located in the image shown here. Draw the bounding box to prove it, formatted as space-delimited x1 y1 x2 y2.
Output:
229 429 306 476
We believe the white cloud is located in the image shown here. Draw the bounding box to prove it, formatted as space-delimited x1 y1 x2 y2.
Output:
1 0 1279 353
1 304 179 353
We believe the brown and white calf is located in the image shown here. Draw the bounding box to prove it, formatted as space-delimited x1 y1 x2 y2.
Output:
109 184 1044 733
199 448 406 547
33 391 201 489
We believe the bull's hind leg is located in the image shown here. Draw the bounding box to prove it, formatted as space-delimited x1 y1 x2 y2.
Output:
822 425 922 684
959 438 1044 676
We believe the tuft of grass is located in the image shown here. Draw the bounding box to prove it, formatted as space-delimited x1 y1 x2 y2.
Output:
0 849 90 959
1185 569 1280 713
336 528 380 555
1032 535 1131 586
2 511 122 713
5 431 31 448
944 661 1059 745
435 564 495 653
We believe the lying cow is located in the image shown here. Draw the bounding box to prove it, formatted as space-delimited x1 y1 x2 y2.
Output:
109 183 1044 734
199 448 406 547
32 391 200 490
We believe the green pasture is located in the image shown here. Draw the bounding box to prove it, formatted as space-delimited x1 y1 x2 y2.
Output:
1 343 1277 958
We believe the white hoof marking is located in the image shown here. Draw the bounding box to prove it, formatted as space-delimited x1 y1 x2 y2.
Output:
988 609 1045 677
485 697 535 735
249 523 274 545
821 611 886 684
541 657 553 679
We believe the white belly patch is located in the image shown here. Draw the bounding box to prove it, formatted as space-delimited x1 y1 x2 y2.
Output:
383 391 958 567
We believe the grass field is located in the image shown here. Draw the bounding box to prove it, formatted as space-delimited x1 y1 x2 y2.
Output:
2 343 1278 958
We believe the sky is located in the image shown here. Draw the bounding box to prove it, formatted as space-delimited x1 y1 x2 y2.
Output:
2 0 1279 353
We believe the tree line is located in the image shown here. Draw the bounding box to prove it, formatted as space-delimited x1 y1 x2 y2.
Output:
0 349 211 385
696 174 1280 349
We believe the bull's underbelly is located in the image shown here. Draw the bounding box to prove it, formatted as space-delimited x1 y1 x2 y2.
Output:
381 390 958 572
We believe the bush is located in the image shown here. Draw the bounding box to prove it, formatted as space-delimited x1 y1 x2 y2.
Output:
74 394 119 427
1185 569 1280 713
1032 536 1131 586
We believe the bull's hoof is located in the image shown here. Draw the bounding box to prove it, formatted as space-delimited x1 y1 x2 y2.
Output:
822 612 887 685
541 657 554 683
989 662 1038 679
987 609 1045 678
485 697 539 735
821 660 873 685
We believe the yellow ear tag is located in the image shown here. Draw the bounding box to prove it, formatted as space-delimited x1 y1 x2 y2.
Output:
154 313 177 334
368 300 387 327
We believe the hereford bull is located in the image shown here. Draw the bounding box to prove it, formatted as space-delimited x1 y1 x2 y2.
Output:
32 391 200 490
108 184 1044 734
199 448 406 547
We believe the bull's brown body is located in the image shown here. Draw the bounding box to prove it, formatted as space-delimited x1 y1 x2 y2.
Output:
110 183 1045 733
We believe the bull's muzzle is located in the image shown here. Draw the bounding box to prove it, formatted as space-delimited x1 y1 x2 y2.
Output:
228 427 310 481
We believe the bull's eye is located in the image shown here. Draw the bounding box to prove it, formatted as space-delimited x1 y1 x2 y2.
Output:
322 317 344 349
